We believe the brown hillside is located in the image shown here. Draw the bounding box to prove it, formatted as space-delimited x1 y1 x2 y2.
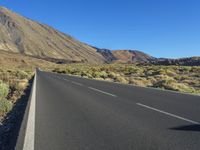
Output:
0 51 58 70
0 6 105 64
112 50 153 62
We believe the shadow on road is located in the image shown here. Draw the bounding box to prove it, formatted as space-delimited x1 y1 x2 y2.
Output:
170 124 200 132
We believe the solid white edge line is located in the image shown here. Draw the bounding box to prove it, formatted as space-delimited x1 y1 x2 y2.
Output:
136 103 200 124
88 87 117 97
23 72 36 150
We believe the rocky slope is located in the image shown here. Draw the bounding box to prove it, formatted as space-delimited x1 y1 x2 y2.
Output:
0 50 58 70
95 48 117 62
0 6 105 64
111 50 154 62
96 49 154 63
97 49 200 66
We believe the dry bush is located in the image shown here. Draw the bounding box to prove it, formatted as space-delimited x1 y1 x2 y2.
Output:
129 77 152 87
0 69 33 116
115 76 128 84
0 99 13 116
51 64 200 95
0 80 9 100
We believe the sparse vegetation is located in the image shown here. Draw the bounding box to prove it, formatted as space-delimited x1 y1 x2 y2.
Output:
0 99 13 116
52 64 200 95
0 69 33 117
0 81 9 100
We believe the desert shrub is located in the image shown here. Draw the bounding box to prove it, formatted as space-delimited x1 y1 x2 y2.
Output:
115 76 128 84
174 75 182 81
153 79 175 88
85 70 93 78
0 80 9 100
193 74 200 78
15 70 29 79
147 77 157 85
0 70 10 82
169 83 196 93
69 68 81 76
16 79 28 91
104 78 114 82
0 69 33 117
80 70 88 77
129 77 151 87
153 74 175 82
123 67 137 75
0 99 13 116
108 72 118 79
154 69 166 75
92 71 103 78
145 69 155 76
94 77 104 81
177 75 191 81
179 66 192 73
191 66 200 73
183 79 197 85
51 64 200 95
90 67 100 72
9 80 18 91
153 79 196 93
52 68 63 73
64 67 73 74
165 69 177 76
92 71 99 78
98 71 108 79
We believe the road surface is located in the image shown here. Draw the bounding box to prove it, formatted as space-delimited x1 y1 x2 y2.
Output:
19 70 200 150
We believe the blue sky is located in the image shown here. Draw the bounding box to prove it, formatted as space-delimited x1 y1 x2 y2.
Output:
1 0 200 58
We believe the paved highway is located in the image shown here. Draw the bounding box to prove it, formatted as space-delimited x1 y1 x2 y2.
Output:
20 70 200 150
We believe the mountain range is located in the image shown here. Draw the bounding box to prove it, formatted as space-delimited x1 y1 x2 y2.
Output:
0 6 199 66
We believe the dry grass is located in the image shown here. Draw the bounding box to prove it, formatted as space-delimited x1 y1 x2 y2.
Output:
0 50 63 117
0 51 59 71
0 68 33 116
52 64 200 95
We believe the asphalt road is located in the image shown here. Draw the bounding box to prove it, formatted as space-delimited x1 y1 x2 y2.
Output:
33 70 200 150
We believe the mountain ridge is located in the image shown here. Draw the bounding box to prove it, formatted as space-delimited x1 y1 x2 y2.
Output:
0 6 200 66
0 6 106 64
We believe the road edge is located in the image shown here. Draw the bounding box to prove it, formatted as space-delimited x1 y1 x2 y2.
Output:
15 71 37 150
22 71 36 150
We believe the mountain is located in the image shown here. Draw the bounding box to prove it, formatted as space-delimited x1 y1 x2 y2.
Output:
97 49 200 66
95 48 117 62
0 6 154 64
111 50 154 62
96 49 154 63
0 6 105 64
151 57 200 66
0 6 199 66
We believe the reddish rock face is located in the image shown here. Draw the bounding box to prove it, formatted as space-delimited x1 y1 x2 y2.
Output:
111 50 154 63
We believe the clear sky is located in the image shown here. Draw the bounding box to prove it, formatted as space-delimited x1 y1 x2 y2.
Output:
1 0 200 58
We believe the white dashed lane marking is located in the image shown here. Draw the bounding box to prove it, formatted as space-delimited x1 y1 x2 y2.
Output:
88 87 117 97
137 103 200 124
